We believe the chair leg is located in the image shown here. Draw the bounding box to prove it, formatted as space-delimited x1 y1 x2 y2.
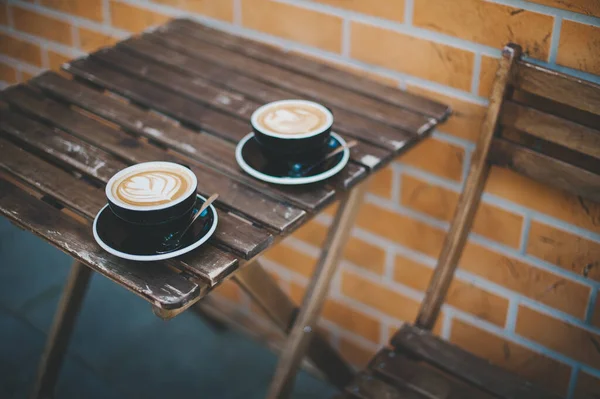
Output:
267 182 367 399
30 260 92 399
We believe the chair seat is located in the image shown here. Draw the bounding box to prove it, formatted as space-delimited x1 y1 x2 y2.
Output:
338 324 561 399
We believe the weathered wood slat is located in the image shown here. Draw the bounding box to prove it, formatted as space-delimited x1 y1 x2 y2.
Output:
169 19 450 122
391 325 562 399
500 101 600 160
513 61 600 117
0 109 272 264
150 29 432 135
489 138 600 202
1 85 308 233
344 372 426 399
370 349 495 399
62 58 365 200
0 178 204 310
31 72 340 210
0 137 241 284
136 34 437 145
86 47 392 172
121 36 417 153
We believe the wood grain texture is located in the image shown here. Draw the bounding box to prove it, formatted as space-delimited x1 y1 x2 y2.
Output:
149 29 431 134
415 44 522 330
391 325 562 399
127 34 424 153
61 58 358 208
489 138 600 202
168 19 450 121
513 61 600 116
501 101 600 159
86 47 391 172
0 104 272 263
0 179 204 309
344 372 426 399
1 85 307 233
0 137 239 284
370 349 495 399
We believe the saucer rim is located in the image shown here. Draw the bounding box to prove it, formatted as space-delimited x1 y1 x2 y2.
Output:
235 132 350 185
92 194 218 262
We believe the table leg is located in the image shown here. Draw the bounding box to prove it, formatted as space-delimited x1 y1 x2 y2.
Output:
267 183 367 399
234 263 354 390
30 260 92 399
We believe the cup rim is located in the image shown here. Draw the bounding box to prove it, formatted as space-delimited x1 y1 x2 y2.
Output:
105 161 198 212
251 99 333 139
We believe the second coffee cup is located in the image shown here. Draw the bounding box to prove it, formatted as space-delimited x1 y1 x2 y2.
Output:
251 99 334 164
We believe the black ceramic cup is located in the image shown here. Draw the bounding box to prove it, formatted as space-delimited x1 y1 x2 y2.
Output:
105 162 198 234
250 99 334 164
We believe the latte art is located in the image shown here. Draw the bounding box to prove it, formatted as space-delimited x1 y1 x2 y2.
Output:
255 102 330 136
114 171 189 206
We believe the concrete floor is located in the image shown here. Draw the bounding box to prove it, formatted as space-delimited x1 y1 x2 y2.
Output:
0 217 336 399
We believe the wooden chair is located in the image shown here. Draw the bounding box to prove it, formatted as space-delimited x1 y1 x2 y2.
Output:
337 43 600 399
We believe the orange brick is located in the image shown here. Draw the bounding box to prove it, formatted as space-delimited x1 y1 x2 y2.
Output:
527 221 600 281
460 242 590 318
110 1 169 33
575 371 600 398
12 6 72 45
413 0 553 60
451 319 571 396
242 0 342 53
0 33 42 66
213 279 241 302
0 63 17 84
527 0 600 18
342 271 420 322
292 220 386 275
485 166 600 233
78 27 119 52
48 50 70 71
394 255 508 326
339 337 376 368
313 0 403 22
407 85 485 142
401 175 523 248
149 0 233 21
291 282 381 342
517 305 600 369
41 0 104 22
479 56 500 98
399 137 465 181
368 165 393 199
262 243 316 277
357 202 446 259
351 22 473 91
557 21 600 76
0 3 8 25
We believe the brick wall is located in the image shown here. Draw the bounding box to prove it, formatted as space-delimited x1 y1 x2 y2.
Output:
1 0 599 397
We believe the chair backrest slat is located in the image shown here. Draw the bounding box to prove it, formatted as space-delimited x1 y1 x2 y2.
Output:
512 61 600 116
489 138 600 202
500 101 600 160
414 43 600 331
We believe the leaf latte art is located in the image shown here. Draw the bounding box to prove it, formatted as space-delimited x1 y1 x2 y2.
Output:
114 170 190 206
256 104 328 135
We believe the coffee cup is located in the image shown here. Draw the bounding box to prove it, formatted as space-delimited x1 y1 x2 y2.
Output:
250 99 334 164
105 161 198 229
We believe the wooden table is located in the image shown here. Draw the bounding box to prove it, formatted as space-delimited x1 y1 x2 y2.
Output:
0 18 450 399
